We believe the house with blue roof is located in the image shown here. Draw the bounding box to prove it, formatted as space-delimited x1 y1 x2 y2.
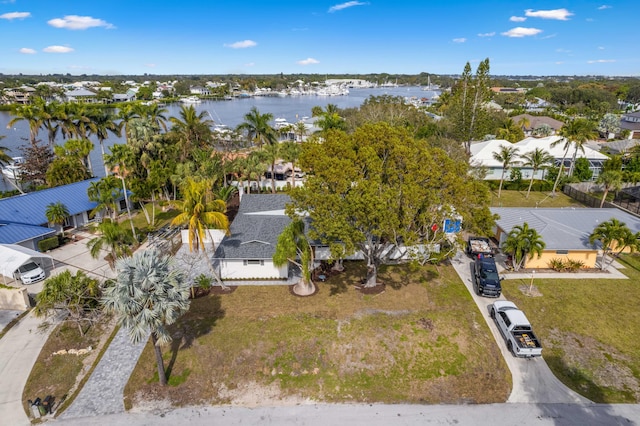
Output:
0 178 100 251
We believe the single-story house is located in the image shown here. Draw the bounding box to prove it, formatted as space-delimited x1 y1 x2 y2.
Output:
491 207 640 269
471 135 609 181
213 194 292 280
0 178 100 250
511 114 564 136
64 88 98 103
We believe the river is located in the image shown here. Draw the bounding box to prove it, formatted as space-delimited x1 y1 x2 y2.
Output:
0 86 436 191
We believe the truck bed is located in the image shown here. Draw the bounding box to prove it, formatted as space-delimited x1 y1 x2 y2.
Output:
513 331 541 349
469 239 491 254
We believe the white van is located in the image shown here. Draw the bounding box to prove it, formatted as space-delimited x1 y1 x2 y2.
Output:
15 262 46 284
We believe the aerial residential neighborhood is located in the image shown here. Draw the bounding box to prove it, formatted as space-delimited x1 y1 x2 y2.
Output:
1 1 640 425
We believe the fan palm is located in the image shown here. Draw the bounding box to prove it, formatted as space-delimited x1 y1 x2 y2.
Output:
103 248 190 385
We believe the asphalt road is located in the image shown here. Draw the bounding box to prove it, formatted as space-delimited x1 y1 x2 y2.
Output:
450 251 591 404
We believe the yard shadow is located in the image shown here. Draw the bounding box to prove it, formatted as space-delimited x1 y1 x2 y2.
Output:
543 353 606 403
165 294 225 381
536 402 634 425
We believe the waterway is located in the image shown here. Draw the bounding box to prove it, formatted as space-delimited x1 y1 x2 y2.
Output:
0 86 437 191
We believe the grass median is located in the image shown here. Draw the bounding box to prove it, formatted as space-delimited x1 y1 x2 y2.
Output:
124 261 510 408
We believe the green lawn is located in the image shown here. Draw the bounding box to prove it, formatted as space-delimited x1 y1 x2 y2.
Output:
124 262 511 408
490 190 585 208
501 255 640 403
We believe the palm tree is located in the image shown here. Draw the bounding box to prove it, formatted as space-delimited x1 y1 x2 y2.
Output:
171 178 229 287
0 138 13 165
102 248 190 386
496 118 524 143
169 105 213 161
501 223 545 271
597 170 623 208
45 201 70 239
279 141 301 188
8 102 44 146
516 115 531 134
273 218 315 296
54 138 94 176
86 221 135 267
134 103 169 132
559 118 598 177
170 178 229 252
88 108 122 175
492 145 520 198
589 218 639 270
520 148 554 198
262 143 281 193
550 135 573 196
87 176 122 220
294 121 308 142
236 106 276 149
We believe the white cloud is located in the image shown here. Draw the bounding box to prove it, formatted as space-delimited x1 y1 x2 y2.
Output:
556 48 571 53
328 1 369 13
525 8 573 20
0 11 30 20
501 27 543 38
598 46 605 50
452 38 466 43
478 32 495 37
597 5 611 10
297 58 319 65
587 59 616 63
245 62 255 67
48 15 115 30
510 16 526 22
224 40 257 49
43 45 74 53
145 63 157 68
19 47 36 54
555 61 564 65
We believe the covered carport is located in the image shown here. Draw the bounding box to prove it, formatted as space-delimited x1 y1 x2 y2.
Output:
0 244 54 284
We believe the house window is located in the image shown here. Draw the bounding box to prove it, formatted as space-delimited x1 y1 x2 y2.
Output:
244 260 264 266
555 250 569 255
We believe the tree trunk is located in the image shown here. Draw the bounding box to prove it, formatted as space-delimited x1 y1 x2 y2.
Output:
151 333 167 385
526 175 535 198
364 262 378 288
551 147 570 196
331 259 344 272
271 160 277 193
100 140 107 177
497 170 506 198
600 189 609 208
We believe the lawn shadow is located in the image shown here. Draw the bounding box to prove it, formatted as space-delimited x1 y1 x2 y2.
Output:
544 353 607 403
166 294 225 381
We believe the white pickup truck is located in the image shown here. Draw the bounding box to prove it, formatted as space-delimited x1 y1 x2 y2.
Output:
490 301 542 358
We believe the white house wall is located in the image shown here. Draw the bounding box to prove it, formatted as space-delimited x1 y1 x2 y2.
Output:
219 259 288 280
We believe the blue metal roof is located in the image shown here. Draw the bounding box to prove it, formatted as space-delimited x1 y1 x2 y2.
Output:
0 178 99 226
0 222 55 244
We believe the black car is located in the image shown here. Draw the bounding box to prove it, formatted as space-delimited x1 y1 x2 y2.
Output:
473 257 502 297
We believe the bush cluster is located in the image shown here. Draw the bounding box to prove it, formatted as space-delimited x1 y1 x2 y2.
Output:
37 235 61 252
547 257 585 272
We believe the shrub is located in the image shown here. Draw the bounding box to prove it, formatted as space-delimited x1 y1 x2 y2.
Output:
38 236 60 252
547 258 585 272
548 258 567 271
565 259 585 272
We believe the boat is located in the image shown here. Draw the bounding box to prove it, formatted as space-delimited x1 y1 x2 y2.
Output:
1 156 24 180
180 96 201 104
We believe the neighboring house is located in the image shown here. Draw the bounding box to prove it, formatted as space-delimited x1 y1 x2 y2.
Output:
511 114 564 136
470 135 609 181
492 207 640 269
524 97 551 112
600 139 640 156
112 93 136 103
65 88 98 103
190 86 211 96
0 178 100 250
620 111 640 139
214 194 292 280
1 86 36 104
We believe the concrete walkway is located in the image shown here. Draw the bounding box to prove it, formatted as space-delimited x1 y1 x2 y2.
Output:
59 327 148 419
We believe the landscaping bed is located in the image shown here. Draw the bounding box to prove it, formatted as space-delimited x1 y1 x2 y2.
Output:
124 262 510 408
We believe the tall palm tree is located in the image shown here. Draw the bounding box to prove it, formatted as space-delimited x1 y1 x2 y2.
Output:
597 170 623 208
496 118 524 143
169 105 213 161
279 141 301 188
294 121 308 142
516 115 531 134
520 148 554 198
559 118 598 177
41 101 66 147
262 143 281 193
170 178 229 252
134 103 169 132
501 223 545 271
589 218 639 270
273 218 315 296
492 145 520 198
8 102 44 146
88 108 122 175
103 248 190 386
236 106 276 149
87 176 122 220
0 137 12 165
45 201 70 238
86 221 135 267
550 135 573 196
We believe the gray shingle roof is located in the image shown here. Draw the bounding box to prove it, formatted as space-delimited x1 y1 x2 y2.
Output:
215 194 292 259
492 207 640 251
0 178 99 226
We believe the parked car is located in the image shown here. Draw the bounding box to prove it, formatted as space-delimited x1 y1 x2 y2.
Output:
474 257 502 297
15 261 46 284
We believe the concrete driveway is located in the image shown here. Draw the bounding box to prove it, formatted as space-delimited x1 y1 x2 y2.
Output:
450 251 591 404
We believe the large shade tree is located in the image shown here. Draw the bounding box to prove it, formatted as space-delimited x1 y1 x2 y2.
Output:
103 249 190 386
289 122 493 287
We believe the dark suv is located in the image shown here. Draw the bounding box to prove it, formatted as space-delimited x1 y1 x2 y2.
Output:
474 257 502 297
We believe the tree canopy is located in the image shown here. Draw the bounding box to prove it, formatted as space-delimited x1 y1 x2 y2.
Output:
289 122 492 287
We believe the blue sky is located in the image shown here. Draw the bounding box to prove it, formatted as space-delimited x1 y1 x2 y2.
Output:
0 1 637 76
